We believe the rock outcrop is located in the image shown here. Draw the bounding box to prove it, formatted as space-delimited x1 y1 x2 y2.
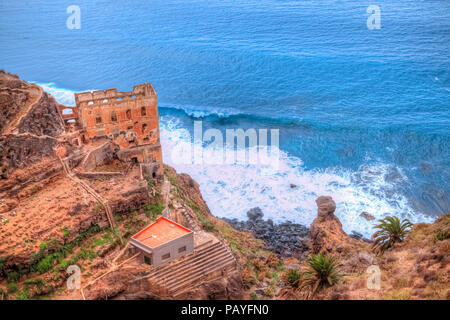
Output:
309 196 361 255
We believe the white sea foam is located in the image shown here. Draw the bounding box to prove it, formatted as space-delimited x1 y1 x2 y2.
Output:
160 116 433 237
34 82 79 106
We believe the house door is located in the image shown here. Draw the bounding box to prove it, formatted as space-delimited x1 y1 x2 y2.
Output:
144 255 152 265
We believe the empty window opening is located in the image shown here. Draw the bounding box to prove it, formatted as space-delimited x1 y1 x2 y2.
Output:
132 95 136 99
131 157 138 164
88 101 94 105
126 109 132 120
142 123 148 134
152 172 156 178
95 113 102 124
144 255 152 265
141 106 147 116
103 99 108 103
178 246 186 253
162 253 170 260
110 111 117 122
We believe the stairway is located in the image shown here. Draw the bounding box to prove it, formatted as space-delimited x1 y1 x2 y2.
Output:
145 240 237 296
58 156 117 230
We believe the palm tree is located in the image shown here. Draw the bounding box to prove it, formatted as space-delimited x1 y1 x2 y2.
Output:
372 216 412 253
300 252 342 296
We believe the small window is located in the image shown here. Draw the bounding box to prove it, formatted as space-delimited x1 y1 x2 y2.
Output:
141 106 147 116
111 111 117 122
142 123 148 134
95 113 102 124
126 109 132 120
162 253 170 260
178 246 186 253
144 255 151 265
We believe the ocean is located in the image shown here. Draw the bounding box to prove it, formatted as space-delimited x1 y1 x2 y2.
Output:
1 0 449 236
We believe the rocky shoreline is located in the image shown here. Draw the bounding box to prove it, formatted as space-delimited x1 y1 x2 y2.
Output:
223 208 310 259
223 207 373 259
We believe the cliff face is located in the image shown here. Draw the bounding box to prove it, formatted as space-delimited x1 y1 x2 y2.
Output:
0 71 69 190
0 72 244 300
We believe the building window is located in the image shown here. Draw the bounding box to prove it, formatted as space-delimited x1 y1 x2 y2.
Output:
111 111 117 122
162 253 170 260
95 113 102 124
142 123 148 134
141 106 147 116
126 109 132 120
178 246 186 253
144 255 152 265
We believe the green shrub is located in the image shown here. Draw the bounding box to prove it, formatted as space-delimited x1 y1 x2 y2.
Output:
300 252 342 294
144 202 164 220
24 278 45 295
6 271 20 282
284 269 301 288
197 214 216 233
436 229 449 241
36 255 54 274
7 283 18 294
16 288 30 300
372 216 413 253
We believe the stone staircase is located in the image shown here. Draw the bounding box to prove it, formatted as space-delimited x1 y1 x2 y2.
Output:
145 240 237 296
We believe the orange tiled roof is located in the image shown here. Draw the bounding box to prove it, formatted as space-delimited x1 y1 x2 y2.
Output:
132 217 192 248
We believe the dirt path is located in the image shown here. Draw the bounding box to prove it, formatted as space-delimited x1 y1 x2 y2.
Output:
5 84 43 134
58 156 119 234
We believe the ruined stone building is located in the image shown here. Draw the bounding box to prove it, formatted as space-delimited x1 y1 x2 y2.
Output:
58 83 163 178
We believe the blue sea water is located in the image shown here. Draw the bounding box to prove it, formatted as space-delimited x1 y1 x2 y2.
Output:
1 0 449 236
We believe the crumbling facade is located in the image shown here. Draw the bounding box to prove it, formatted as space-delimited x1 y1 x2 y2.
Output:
58 83 163 178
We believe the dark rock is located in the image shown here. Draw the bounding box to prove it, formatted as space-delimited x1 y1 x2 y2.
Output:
225 208 310 258
350 231 363 240
247 207 264 221
360 212 375 221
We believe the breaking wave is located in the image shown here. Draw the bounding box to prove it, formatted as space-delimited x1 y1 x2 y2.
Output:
159 116 433 238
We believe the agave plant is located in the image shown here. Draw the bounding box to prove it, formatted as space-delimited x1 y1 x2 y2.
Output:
300 252 342 295
372 216 412 253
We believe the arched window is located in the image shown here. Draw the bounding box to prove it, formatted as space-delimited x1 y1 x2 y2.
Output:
95 113 102 124
141 106 147 116
126 109 132 120
111 111 117 122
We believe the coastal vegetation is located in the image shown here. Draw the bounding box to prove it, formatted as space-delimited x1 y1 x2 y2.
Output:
300 253 342 295
372 216 413 253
